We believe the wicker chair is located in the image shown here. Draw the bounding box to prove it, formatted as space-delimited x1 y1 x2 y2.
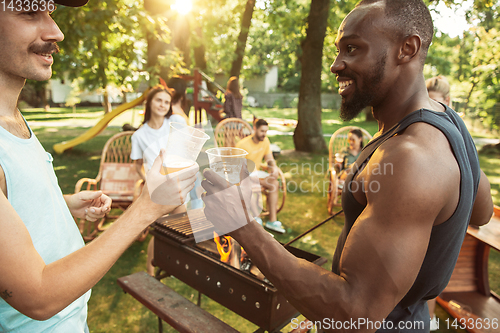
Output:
214 118 253 148
214 118 286 215
74 131 145 241
327 126 373 214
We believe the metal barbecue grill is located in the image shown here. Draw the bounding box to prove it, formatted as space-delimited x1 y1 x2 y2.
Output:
151 209 328 332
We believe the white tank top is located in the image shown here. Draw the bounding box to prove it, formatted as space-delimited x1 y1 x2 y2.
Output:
0 117 90 332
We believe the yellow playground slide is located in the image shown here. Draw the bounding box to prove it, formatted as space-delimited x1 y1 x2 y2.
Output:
53 89 150 154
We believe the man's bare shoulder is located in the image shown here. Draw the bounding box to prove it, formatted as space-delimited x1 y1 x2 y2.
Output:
362 122 460 223
375 122 458 171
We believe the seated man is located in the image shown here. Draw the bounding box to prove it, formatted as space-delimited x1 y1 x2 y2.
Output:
236 119 285 234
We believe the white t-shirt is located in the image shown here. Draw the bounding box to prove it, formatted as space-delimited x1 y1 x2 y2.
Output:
130 115 186 171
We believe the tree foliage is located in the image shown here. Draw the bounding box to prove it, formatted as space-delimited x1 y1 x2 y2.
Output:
424 0 500 129
52 0 175 111
294 0 331 152
46 0 500 131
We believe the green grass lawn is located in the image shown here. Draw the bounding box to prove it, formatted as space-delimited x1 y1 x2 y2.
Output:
23 105 499 333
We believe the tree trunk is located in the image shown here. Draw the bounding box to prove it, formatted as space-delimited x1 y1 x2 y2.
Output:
97 38 110 113
193 25 207 70
293 0 330 152
102 86 111 114
464 78 478 113
122 89 128 104
364 107 376 121
173 19 191 68
230 0 256 77
145 0 171 80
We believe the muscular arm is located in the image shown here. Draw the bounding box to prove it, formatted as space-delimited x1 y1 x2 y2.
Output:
469 170 493 226
229 129 458 332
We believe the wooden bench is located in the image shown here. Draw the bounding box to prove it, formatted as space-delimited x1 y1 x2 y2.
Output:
117 271 312 333
117 271 239 333
437 206 500 333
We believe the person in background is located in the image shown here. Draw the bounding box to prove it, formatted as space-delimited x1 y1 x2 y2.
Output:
336 128 364 175
130 85 187 178
224 76 243 119
0 2 198 331
130 85 188 276
236 119 284 233
168 75 190 124
333 128 365 193
426 75 451 106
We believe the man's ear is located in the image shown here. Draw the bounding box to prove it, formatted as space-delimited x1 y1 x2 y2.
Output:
397 35 421 64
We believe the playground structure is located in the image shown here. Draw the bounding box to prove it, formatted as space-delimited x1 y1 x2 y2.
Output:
182 69 226 123
52 89 150 154
52 69 227 154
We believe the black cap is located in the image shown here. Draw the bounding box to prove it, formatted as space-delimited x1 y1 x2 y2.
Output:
54 0 89 7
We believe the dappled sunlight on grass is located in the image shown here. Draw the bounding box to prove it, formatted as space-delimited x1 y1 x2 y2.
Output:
322 118 343 125
244 107 299 120
479 155 500 206
300 234 319 245
489 251 500 294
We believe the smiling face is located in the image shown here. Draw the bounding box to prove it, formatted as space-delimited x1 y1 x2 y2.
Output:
150 91 172 118
348 132 362 151
330 4 393 121
0 9 64 83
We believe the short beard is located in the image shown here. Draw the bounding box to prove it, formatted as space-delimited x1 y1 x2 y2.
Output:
340 52 386 121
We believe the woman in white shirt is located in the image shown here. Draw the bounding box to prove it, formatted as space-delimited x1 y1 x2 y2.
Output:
130 85 187 275
131 85 187 179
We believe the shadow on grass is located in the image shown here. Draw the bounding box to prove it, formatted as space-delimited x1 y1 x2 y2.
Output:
26 115 104 122
21 107 103 115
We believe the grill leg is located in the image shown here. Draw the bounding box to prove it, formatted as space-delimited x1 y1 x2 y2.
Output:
158 316 163 333
197 291 202 306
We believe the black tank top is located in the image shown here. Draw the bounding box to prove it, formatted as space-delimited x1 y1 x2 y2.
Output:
331 106 480 332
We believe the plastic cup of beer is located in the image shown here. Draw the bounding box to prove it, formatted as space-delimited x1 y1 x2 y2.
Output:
206 147 248 185
162 122 210 175
335 153 343 164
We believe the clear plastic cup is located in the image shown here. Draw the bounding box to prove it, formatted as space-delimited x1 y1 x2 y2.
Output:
206 147 248 185
162 122 210 174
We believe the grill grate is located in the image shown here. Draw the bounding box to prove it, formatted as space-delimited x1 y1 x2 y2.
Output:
153 209 214 243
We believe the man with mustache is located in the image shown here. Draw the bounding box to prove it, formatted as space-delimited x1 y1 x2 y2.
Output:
202 0 494 332
0 1 198 332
